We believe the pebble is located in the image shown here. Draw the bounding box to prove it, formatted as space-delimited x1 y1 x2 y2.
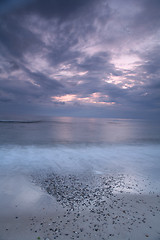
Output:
19 172 160 240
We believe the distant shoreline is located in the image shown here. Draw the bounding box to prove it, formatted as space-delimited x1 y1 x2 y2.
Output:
0 120 43 123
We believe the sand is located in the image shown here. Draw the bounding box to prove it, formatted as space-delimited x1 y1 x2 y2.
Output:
0 171 160 240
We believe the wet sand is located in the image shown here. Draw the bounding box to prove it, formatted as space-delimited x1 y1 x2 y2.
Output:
0 172 160 240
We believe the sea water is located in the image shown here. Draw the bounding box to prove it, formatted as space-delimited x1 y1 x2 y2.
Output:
0 117 160 200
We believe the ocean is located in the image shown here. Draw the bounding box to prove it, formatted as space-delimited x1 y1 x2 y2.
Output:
0 117 160 190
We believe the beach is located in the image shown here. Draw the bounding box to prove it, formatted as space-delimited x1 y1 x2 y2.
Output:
0 170 160 240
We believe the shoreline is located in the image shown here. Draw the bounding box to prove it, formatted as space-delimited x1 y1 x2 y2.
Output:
0 172 160 240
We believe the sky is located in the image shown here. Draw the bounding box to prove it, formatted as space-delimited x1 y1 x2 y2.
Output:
0 0 160 119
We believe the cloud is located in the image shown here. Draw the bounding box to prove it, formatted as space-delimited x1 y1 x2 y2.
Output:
25 0 96 20
0 0 98 20
0 0 34 15
0 0 160 118
132 0 160 34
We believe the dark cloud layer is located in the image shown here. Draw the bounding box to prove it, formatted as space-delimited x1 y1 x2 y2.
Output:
24 0 96 20
0 0 160 118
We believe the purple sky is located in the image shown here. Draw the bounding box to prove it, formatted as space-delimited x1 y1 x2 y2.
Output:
0 0 160 118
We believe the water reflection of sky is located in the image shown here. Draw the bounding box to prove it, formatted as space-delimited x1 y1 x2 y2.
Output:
0 173 55 217
0 117 160 146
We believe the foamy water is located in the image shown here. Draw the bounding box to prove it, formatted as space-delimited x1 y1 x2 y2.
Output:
0 144 160 176
0 117 160 194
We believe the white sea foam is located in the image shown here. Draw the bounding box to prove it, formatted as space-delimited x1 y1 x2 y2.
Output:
0 144 160 198
0 144 160 177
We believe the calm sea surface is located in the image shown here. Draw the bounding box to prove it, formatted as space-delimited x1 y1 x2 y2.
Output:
0 117 160 192
0 117 160 146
